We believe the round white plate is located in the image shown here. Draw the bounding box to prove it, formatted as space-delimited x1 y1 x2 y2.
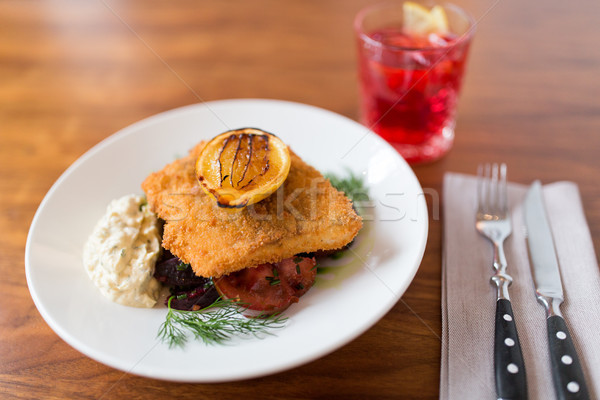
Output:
25 99 428 382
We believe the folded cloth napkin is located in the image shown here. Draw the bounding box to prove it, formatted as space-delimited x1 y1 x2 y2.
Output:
441 173 600 400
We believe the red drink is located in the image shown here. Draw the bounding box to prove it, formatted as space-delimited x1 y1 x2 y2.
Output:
355 3 474 164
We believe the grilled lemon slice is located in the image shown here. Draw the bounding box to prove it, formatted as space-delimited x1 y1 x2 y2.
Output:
195 128 291 209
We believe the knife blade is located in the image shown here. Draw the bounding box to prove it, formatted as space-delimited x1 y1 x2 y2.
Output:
523 181 590 400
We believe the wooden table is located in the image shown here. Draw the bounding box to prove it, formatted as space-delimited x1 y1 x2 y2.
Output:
2 0 599 398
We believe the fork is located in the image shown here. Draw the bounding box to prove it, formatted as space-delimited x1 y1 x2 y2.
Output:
476 163 528 400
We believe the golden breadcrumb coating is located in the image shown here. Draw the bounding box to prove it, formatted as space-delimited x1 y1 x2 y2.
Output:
142 142 362 278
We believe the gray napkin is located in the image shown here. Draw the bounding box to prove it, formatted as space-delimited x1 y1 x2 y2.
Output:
441 172 600 399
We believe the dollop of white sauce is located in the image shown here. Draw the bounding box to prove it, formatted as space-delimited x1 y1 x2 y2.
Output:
83 194 162 308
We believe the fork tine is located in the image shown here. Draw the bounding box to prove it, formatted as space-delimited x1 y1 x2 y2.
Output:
477 163 509 218
477 164 484 213
499 163 508 216
486 163 493 214
480 163 492 215
491 163 499 214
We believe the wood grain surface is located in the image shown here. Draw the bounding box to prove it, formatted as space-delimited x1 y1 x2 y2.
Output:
2 0 599 399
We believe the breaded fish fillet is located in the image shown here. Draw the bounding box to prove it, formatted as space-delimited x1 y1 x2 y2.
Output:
142 142 362 278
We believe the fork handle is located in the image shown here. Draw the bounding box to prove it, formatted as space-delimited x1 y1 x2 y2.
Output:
494 299 528 400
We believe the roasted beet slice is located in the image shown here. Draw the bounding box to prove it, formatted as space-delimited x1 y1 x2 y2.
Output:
154 250 220 311
154 251 207 288
167 284 220 311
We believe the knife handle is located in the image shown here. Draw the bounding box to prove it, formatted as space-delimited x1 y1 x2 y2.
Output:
494 299 528 400
546 315 590 400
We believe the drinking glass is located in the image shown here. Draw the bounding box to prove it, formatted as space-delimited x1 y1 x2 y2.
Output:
355 1 474 164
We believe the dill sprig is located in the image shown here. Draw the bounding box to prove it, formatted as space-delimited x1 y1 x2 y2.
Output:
325 170 369 205
157 297 288 348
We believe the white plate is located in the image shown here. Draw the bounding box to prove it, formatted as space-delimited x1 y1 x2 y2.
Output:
25 99 428 382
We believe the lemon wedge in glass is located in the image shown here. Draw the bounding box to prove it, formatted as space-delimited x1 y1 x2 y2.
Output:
195 128 291 209
403 2 449 36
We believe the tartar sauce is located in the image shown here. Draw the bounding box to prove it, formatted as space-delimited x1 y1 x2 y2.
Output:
83 194 162 308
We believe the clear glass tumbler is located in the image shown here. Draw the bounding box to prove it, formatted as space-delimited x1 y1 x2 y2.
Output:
355 1 474 164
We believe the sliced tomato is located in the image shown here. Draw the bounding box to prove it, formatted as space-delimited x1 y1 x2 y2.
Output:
214 256 317 315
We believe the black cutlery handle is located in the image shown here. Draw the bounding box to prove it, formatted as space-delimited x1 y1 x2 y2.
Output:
547 315 590 400
495 299 528 400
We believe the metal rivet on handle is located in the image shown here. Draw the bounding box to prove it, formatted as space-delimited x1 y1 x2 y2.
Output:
561 355 573 365
567 382 580 393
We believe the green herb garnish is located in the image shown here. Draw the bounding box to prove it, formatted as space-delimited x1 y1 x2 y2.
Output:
176 262 190 271
265 276 281 286
158 297 287 348
325 170 369 205
321 171 368 261
138 196 148 211
265 267 281 285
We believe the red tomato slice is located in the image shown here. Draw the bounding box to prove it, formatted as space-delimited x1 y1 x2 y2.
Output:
214 256 317 315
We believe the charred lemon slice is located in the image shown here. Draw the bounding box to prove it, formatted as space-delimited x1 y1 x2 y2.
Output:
195 128 291 209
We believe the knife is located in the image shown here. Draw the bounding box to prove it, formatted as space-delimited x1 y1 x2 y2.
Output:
523 181 590 400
